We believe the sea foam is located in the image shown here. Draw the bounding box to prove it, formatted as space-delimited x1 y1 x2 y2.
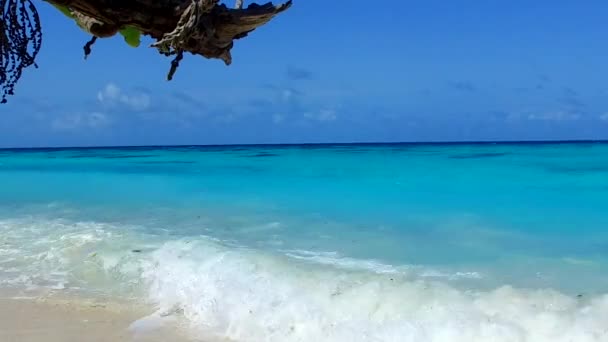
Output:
2 217 608 342
141 240 608 342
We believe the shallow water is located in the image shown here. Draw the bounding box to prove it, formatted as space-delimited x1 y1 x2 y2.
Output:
1 142 607 341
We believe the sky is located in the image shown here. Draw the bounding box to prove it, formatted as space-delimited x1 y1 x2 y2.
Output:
1 1 608 147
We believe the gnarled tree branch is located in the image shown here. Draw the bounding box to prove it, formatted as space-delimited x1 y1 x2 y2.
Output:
43 0 292 65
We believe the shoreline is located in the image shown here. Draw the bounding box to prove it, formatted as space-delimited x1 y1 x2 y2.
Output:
0 290 194 342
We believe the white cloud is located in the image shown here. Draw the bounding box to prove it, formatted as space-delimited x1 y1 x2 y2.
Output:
51 112 110 131
97 83 151 111
97 83 121 102
304 108 337 122
527 111 580 122
600 112 608 122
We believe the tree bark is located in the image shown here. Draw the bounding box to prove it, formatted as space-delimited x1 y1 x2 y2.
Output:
43 0 292 65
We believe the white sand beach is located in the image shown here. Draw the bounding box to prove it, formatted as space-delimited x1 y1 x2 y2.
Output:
0 293 194 342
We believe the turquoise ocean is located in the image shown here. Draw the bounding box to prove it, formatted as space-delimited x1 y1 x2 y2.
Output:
1 142 607 341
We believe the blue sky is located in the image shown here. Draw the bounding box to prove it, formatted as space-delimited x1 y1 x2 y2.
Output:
2 1 608 147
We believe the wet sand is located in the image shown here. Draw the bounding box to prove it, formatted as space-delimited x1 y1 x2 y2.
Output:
0 294 194 342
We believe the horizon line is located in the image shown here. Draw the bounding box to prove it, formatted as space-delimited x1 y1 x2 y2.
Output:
1 139 608 150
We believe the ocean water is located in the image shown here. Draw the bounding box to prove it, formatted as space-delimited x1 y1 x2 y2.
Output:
1 142 608 341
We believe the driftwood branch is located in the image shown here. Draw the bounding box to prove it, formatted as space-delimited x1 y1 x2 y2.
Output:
43 0 292 65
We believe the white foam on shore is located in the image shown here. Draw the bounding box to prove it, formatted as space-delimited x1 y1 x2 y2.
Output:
283 249 483 280
141 240 608 342
2 217 608 342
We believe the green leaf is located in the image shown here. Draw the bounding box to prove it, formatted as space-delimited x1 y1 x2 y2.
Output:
119 27 141 48
50 3 74 19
